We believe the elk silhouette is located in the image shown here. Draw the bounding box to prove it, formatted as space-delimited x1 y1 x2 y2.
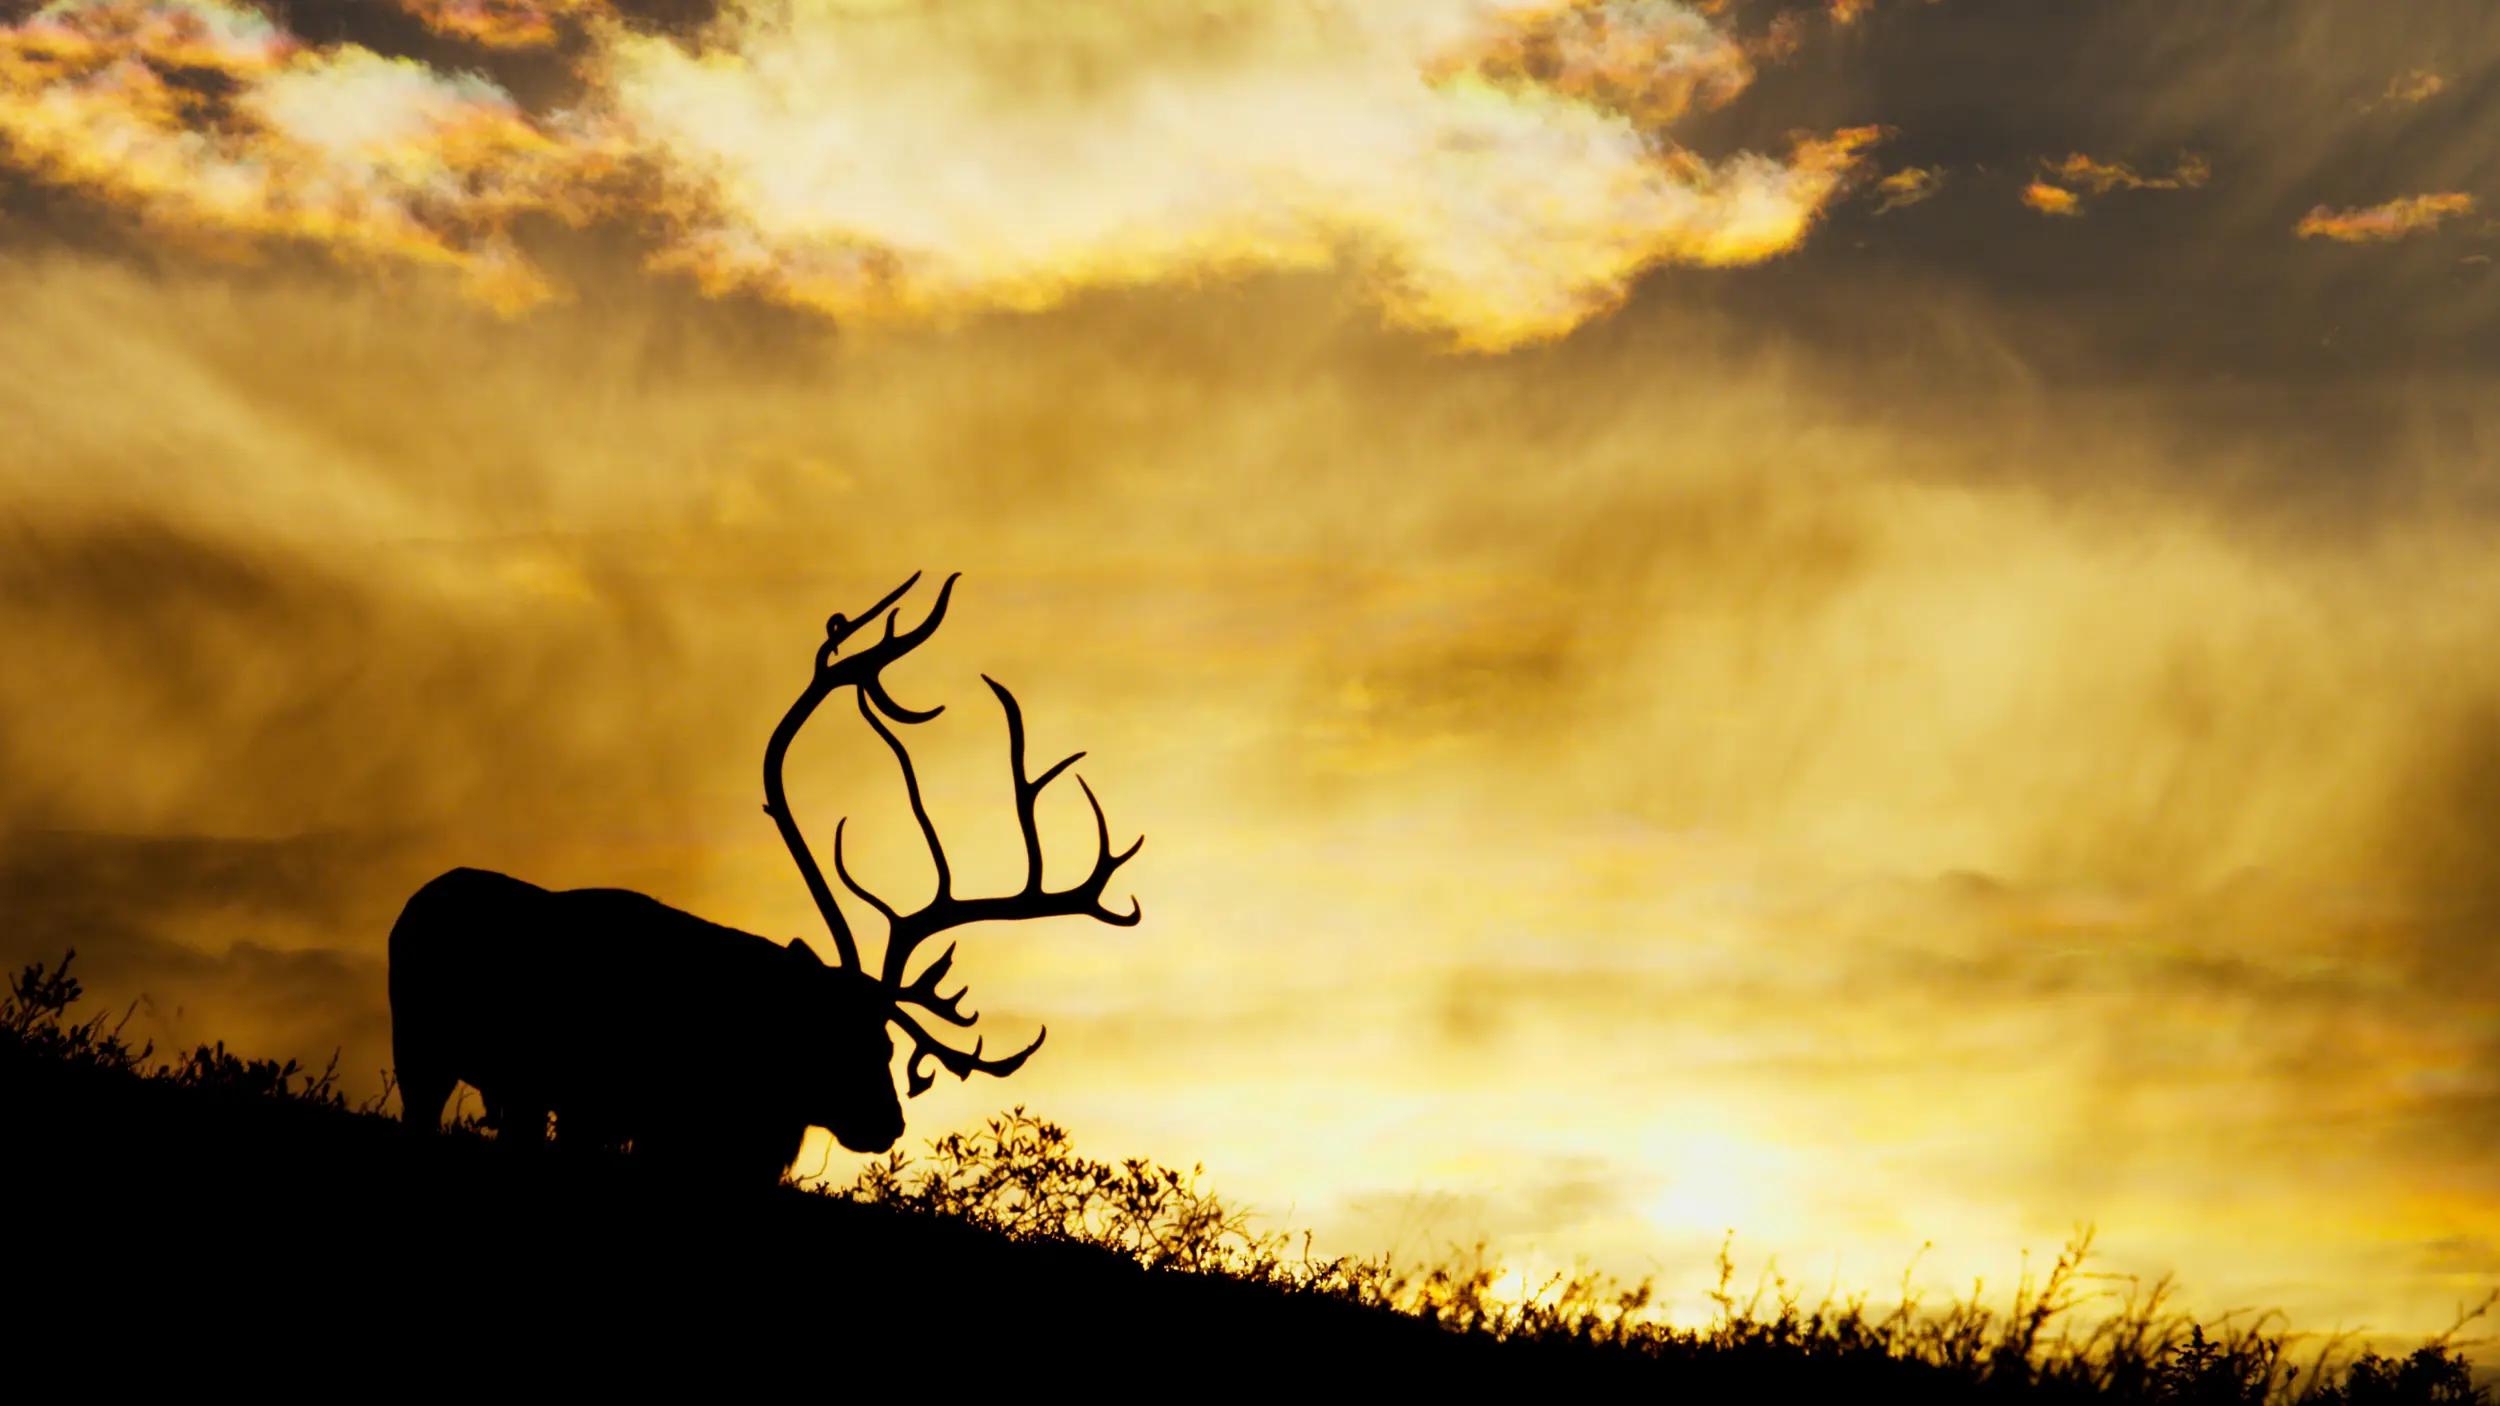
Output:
387 573 1142 1182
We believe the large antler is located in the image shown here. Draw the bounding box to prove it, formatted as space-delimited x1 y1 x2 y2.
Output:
761 571 959 972
834 675 1144 1096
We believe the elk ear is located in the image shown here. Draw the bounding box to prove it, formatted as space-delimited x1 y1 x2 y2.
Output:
786 936 828 967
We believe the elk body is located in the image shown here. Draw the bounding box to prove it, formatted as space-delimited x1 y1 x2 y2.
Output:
386 574 1142 1182
388 871 903 1178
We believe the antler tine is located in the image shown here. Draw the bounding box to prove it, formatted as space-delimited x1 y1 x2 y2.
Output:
857 687 952 974
829 817 900 929
893 942 976 1027
830 572 960 724
1075 774 1147 925
888 1007 1047 1099
829 594 1140 1096
760 570 957 977
835 812 984 1030
988 674 1062 894
986 675 1144 915
865 678 1145 998
820 572 921 664
836 815 978 1025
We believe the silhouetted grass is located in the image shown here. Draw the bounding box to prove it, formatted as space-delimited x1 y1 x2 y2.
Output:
3 949 2488 1398
835 1106 2491 1403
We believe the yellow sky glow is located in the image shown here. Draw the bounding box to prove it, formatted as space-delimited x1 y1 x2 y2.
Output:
3 0 2499 1354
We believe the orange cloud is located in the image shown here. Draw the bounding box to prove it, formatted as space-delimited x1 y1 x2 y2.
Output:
2045 152 2210 196
1750 10 1805 60
2017 152 2207 218
2021 182 2081 217
0 0 622 311
2378 68 2446 107
0 0 1880 352
1449 0 1757 127
2295 192 2476 244
1872 165 1944 214
605 0 1884 352
1829 0 1874 23
392 0 611 50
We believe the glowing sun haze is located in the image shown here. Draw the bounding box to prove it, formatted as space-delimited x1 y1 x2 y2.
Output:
5 0 2500 1348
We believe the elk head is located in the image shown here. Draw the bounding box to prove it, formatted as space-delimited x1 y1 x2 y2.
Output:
761 572 1142 1145
765 935 904 1154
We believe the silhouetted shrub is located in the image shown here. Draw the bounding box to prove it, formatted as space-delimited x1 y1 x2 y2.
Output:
831 1106 2490 1403
2 949 149 1074
843 1107 1267 1273
2318 1347 2484 1406
169 1041 344 1106
4 951 350 1112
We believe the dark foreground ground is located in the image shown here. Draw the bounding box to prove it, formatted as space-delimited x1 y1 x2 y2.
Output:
5 1056 1493 1385
3 977 2485 1398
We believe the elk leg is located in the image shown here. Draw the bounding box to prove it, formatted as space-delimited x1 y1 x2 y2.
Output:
764 1123 806 1186
396 1064 455 1131
555 1109 624 1156
501 1102 547 1150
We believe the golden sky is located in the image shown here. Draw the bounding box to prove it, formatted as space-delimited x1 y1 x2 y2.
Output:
5 0 2500 1341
